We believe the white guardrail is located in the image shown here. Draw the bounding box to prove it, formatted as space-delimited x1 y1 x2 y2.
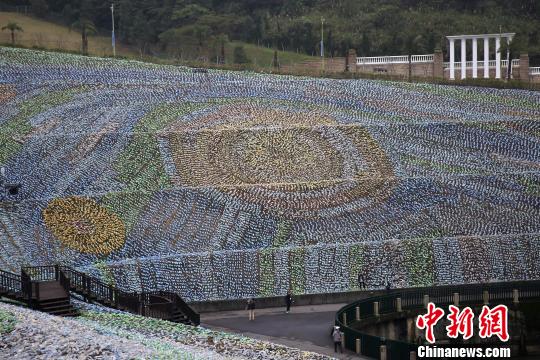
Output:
354 56 540 76
443 59 520 69
356 54 433 65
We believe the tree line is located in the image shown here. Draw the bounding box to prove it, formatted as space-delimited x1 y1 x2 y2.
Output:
4 0 540 62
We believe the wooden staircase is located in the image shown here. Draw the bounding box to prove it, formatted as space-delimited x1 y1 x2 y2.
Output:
38 297 78 317
0 265 199 325
35 281 78 317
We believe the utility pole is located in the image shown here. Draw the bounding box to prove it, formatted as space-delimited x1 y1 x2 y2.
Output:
111 3 116 57
321 17 325 72
498 25 511 81
506 37 511 80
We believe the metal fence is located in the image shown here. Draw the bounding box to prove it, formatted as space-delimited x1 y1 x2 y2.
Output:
336 280 540 359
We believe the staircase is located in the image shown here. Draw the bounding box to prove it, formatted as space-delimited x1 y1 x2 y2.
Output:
171 309 189 323
0 265 199 325
38 297 78 317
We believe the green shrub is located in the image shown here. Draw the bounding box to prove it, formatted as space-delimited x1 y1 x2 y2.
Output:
233 46 250 64
0 309 17 334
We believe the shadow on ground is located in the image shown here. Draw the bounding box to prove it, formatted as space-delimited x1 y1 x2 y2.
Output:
202 304 370 359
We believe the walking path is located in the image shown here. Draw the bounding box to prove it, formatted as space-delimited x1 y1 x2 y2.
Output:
202 303 370 359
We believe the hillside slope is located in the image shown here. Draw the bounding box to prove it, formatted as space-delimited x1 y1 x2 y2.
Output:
0 12 314 66
0 12 128 57
0 302 331 359
0 47 539 302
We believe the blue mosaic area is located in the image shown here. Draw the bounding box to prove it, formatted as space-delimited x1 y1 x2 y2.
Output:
1 47 539 301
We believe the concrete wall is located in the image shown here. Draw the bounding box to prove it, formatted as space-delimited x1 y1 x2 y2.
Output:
280 57 347 74
353 62 434 78
280 49 540 84
189 289 384 313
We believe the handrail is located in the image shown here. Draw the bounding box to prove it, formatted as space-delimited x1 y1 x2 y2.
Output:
0 269 22 295
22 265 57 282
356 54 434 65
443 59 519 69
141 290 200 325
6 264 200 326
172 292 200 325
0 269 20 280
336 280 540 359
58 265 200 325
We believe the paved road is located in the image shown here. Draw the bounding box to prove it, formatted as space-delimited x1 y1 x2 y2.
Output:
202 304 369 359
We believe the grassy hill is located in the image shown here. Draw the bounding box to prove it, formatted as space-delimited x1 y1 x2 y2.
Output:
0 12 314 67
0 12 127 57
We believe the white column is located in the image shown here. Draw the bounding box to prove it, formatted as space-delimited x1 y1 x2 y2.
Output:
472 38 478 78
495 36 501 79
461 38 467 79
449 39 455 80
483 36 490 78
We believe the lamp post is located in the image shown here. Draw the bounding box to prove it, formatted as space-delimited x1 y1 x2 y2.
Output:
111 3 116 57
321 17 325 72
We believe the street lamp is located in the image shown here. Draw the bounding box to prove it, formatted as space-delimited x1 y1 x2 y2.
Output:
321 17 325 72
111 3 116 57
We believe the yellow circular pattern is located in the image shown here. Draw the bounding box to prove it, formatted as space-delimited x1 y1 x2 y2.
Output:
43 197 126 254
163 103 396 218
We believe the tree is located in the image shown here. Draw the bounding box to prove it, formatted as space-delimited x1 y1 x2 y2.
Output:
215 34 228 64
2 22 23 45
233 45 250 64
71 19 97 56
30 0 48 17
360 33 371 56
171 4 210 25
500 34 526 80
272 49 279 68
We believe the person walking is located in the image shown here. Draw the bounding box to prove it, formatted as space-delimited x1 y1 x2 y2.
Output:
285 291 293 313
332 326 343 353
357 273 366 289
246 297 255 321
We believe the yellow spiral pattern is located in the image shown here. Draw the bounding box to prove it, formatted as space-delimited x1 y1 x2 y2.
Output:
43 197 126 255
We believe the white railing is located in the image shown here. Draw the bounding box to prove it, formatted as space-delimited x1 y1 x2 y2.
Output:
443 60 520 69
530 67 540 75
411 54 434 63
356 54 434 65
357 55 409 65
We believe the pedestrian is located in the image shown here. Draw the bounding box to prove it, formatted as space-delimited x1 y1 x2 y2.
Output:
357 273 365 289
285 291 293 313
246 297 255 321
332 326 343 353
